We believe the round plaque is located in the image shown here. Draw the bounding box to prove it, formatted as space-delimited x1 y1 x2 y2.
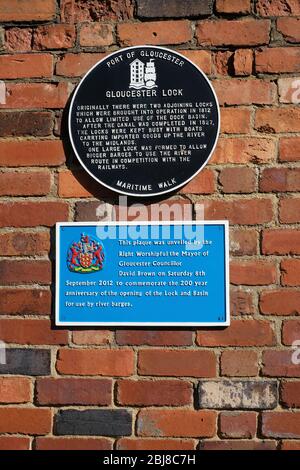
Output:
69 46 220 197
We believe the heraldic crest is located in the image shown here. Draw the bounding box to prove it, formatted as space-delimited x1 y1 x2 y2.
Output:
67 233 104 273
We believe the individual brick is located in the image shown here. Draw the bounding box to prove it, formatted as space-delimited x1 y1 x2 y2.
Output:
230 260 277 286
278 78 300 104
180 169 215 194
56 349 134 376
56 53 106 77
0 349 50 376
0 82 71 109
0 140 65 167
282 320 300 346
118 21 192 46
220 108 251 134
0 408 51 435
36 378 112 406
0 437 30 450
279 138 300 162
280 381 300 408
219 411 257 438
0 0 56 21
262 412 300 438
255 108 300 133
199 440 276 450
255 48 300 73
179 50 212 74
195 198 274 225
221 350 259 377
0 231 49 256
0 377 32 403
233 49 253 76
262 229 300 255
0 111 53 137
211 137 275 163
117 438 196 450
213 80 275 105
0 171 51 196
0 319 67 345
72 330 112 345
277 17 300 43
116 330 193 346
33 25 76 50
0 202 69 227
216 0 251 14
219 167 256 193
0 288 51 315
137 410 216 437
0 260 51 284
60 0 133 22
116 379 193 406
230 289 254 316
260 168 300 192
279 197 300 223
260 290 300 316
196 19 270 46
230 229 258 256
79 23 114 47
138 349 216 377
0 53 52 78
281 259 300 286
5 28 32 52
262 350 300 377
35 437 113 450
54 409 132 436
256 0 300 16
136 0 213 17
197 320 276 346
197 380 277 409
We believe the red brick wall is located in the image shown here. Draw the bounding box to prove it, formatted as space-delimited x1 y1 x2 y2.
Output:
0 0 300 451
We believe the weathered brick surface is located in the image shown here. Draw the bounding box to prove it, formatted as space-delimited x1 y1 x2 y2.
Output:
196 19 270 46
33 25 76 50
0 0 299 450
219 412 257 438
262 351 300 377
260 290 300 316
0 288 51 315
0 112 53 137
0 0 56 21
137 0 213 17
0 349 50 376
137 410 216 437
221 350 259 377
198 380 277 409
118 21 192 46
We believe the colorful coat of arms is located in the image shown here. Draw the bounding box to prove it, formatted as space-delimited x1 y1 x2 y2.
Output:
67 233 104 273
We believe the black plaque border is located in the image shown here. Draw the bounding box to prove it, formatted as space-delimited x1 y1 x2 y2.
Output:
68 45 220 198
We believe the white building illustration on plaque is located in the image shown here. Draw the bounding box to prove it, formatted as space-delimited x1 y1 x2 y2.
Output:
129 58 157 89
